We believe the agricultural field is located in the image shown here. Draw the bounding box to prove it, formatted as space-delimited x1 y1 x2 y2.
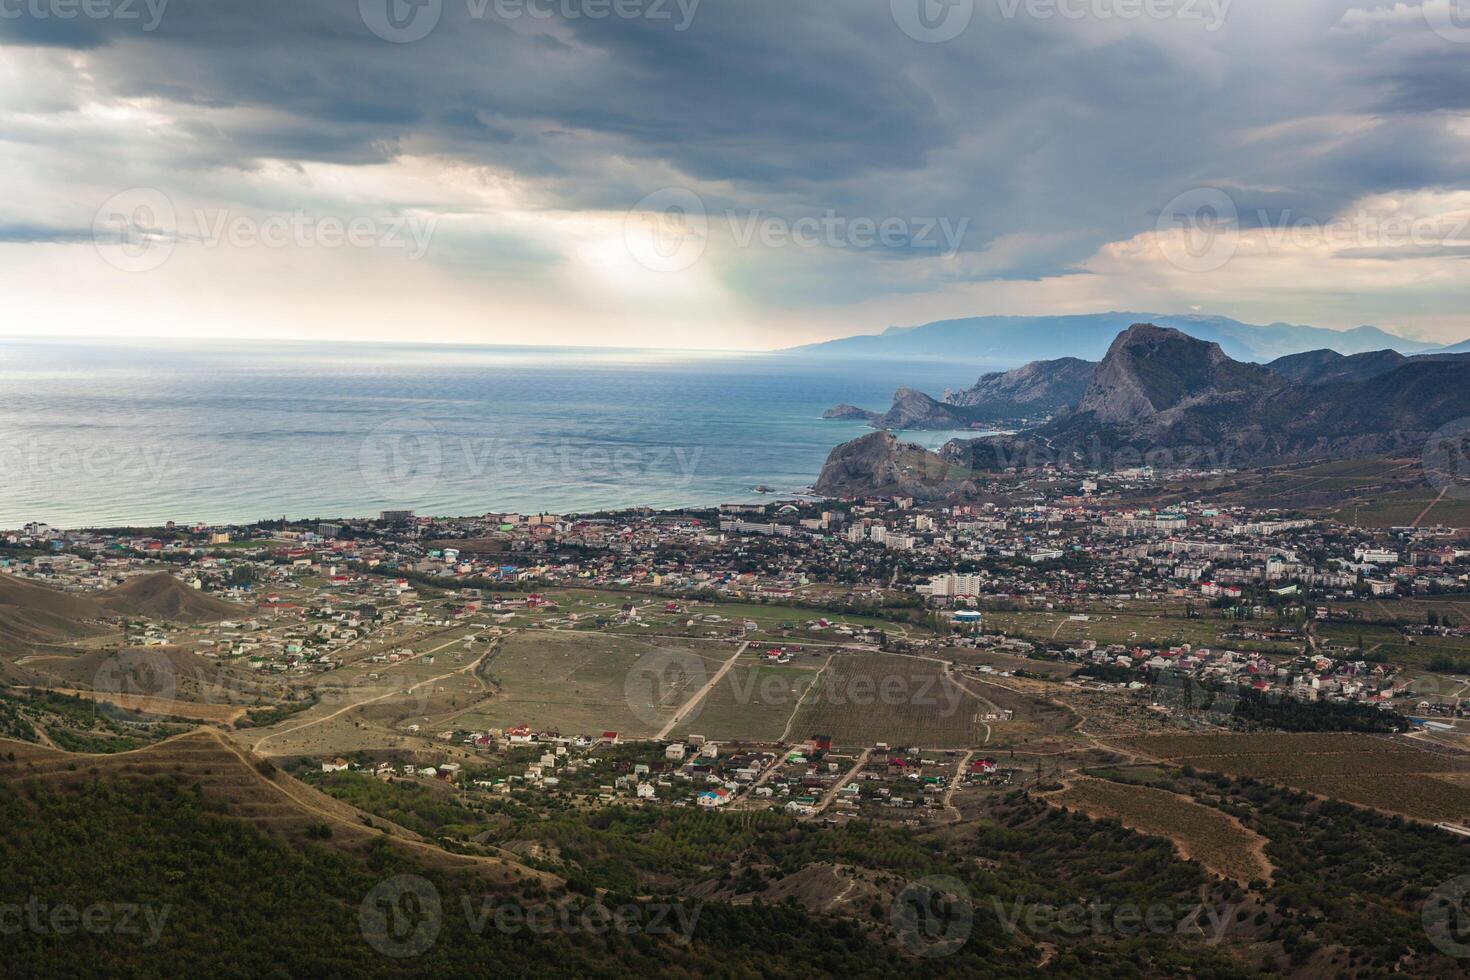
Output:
616 599 920 644
1046 775 1272 885
40 688 247 724
492 588 928 645
1337 595 1470 624
788 653 987 750
1141 456 1425 514
1322 598 1470 647
1119 732 1470 824
1285 774 1470 824
1317 619 1470 673
1331 486 1470 529
454 630 733 739
981 605 1300 654
673 657 827 743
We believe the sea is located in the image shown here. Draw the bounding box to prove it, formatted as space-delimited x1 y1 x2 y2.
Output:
0 338 1003 529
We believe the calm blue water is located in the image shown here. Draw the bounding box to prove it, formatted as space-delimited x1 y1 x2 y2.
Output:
0 339 1000 528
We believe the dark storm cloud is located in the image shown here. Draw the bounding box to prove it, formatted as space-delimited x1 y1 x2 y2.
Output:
3 0 1470 286
1377 51 1470 114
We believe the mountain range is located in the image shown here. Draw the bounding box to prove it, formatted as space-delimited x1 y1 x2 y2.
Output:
825 338 1470 433
954 324 1470 473
788 312 1454 364
814 323 1470 493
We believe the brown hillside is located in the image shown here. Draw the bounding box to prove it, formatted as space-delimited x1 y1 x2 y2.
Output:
99 572 244 624
0 729 553 885
0 573 112 647
18 647 287 705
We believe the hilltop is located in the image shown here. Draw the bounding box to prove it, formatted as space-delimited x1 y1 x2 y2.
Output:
946 323 1470 474
1076 324 1281 426
812 431 975 500
99 571 244 624
814 322 1470 491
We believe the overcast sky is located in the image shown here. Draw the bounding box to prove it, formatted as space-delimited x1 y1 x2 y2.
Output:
3 0 1469 349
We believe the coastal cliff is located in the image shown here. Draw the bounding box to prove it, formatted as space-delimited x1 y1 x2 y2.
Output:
813 431 976 499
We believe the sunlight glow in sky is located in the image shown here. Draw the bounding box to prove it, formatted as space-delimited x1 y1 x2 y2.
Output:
3 2 1470 349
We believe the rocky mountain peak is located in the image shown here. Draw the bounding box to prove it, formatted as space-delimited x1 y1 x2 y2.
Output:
1078 323 1279 425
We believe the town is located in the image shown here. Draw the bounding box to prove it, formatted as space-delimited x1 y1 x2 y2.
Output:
5 461 1469 826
